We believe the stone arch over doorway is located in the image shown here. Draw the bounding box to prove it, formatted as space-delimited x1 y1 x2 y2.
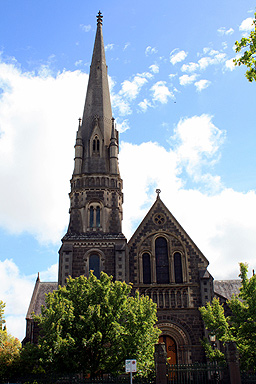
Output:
158 321 192 364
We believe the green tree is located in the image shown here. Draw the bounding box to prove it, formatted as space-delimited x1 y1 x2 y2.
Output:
0 301 21 380
0 300 6 330
200 263 256 372
228 263 256 371
234 12 256 82
35 272 160 377
199 297 232 362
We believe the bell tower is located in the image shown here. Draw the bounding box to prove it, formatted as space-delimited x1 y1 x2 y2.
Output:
58 12 127 286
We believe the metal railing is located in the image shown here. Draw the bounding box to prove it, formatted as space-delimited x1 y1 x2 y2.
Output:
168 362 228 384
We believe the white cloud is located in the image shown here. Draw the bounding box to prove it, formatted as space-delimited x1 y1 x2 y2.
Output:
0 259 58 340
105 43 114 51
225 58 236 71
111 92 132 116
110 72 152 116
80 24 91 32
181 62 199 73
75 59 83 67
179 74 197 86
170 49 188 65
119 116 256 283
217 27 234 36
145 46 158 56
149 64 159 73
226 28 235 35
115 118 130 133
171 114 225 185
195 79 211 91
138 98 152 112
40 263 58 281
0 61 87 243
123 42 130 51
150 81 173 103
120 75 148 100
239 17 254 35
198 52 226 70
222 42 228 50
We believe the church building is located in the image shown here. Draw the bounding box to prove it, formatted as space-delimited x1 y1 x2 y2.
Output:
24 12 240 364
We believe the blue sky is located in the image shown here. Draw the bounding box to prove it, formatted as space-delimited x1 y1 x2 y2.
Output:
0 0 256 340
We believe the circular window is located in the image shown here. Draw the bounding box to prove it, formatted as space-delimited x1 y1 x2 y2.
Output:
153 213 166 225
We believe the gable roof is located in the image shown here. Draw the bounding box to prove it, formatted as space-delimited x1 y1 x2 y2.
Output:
26 277 58 319
214 280 241 301
128 196 209 266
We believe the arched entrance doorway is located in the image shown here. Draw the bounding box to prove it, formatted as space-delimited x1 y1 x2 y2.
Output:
159 335 177 365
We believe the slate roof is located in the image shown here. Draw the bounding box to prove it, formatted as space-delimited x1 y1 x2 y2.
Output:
214 279 241 301
26 279 58 319
26 278 241 320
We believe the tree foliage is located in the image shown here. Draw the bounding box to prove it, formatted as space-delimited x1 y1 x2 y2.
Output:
200 263 256 372
0 301 21 380
228 263 256 371
34 272 160 377
199 297 232 362
234 12 256 82
0 300 6 331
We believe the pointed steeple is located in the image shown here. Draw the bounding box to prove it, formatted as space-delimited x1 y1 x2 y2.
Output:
80 11 113 174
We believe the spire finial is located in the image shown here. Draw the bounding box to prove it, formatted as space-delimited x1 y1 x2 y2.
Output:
78 118 82 127
97 11 103 25
156 189 161 199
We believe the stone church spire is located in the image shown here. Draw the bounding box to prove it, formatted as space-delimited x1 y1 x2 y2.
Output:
58 12 127 286
79 11 114 174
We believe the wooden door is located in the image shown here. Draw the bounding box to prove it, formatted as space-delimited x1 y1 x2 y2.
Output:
159 335 177 365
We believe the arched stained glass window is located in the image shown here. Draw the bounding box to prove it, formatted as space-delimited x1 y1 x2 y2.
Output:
142 253 151 284
174 252 183 283
155 237 169 284
89 254 100 279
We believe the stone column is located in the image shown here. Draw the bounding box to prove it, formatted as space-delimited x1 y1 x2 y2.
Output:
225 341 241 384
154 343 168 384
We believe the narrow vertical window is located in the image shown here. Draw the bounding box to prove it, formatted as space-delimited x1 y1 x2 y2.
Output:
90 206 94 228
155 237 169 284
92 136 99 153
89 254 100 279
174 252 183 283
96 206 100 227
142 253 151 284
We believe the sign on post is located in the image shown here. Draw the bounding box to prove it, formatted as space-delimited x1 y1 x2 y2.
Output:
125 359 137 384
125 359 137 373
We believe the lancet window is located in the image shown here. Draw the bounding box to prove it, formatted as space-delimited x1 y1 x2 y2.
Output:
155 237 169 284
92 135 100 154
174 252 183 283
89 254 100 279
142 252 151 284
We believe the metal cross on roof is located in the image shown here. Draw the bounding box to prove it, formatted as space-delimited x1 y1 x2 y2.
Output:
97 11 103 25
156 189 161 198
